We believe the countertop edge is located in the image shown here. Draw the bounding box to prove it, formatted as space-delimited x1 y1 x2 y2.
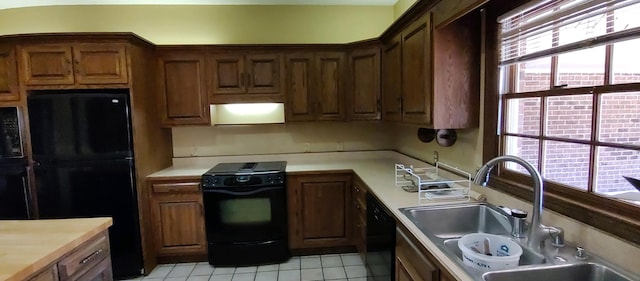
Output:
2 218 113 281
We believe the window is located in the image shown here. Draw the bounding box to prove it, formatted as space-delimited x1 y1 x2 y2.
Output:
486 0 640 244
497 1 640 205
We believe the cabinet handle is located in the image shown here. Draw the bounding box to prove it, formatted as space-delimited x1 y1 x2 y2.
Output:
79 248 103 265
21 176 31 219
74 59 79 65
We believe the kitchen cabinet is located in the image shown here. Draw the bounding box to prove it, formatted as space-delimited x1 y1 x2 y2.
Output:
25 231 113 281
352 175 368 261
381 34 402 122
396 228 438 281
284 51 346 122
157 51 210 126
381 11 479 128
148 178 207 258
347 46 381 121
209 52 284 103
396 227 457 281
20 43 128 86
287 173 352 249
401 13 433 125
0 45 19 102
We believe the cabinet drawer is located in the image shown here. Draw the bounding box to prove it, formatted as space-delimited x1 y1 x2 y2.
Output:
153 182 201 193
28 265 58 281
58 235 110 280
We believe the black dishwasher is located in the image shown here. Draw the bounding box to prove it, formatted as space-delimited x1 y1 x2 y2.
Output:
366 193 396 281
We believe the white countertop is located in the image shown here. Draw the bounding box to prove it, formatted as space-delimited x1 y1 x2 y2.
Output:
149 150 477 281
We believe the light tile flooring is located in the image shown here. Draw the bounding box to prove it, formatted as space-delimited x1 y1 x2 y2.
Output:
122 253 367 281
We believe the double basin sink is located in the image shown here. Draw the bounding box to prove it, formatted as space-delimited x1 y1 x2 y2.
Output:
399 203 638 281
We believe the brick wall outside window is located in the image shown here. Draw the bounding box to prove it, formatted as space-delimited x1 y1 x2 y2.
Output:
512 72 640 193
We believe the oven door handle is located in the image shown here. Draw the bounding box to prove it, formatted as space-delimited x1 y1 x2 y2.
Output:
203 186 283 196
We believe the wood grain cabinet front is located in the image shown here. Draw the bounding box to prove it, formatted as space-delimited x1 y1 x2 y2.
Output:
26 231 113 281
209 53 284 103
347 46 381 121
381 10 480 129
284 51 346 122
148 179 207 258
157 52 210 126
0 45 20 102
20 43 128 87
396 227 459 281
287 173 352 250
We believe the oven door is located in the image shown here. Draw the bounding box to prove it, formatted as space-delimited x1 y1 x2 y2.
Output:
202 185 287 243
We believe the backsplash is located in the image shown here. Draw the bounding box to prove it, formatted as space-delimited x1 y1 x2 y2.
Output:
172 122 394 157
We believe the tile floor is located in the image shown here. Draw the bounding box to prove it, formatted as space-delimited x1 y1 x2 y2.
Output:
122 253 367 281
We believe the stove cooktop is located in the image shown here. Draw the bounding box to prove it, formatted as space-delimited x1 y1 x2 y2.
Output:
204 161 287 176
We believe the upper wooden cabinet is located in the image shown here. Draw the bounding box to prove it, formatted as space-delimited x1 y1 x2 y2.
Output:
20 43 128 86
209 52 284 103
382 35 403 122
287 173 352 249
401 13 433 125
285 51 346 122
381 11 480 129
0 45 19 102
157 51 210 126
347 46 381 121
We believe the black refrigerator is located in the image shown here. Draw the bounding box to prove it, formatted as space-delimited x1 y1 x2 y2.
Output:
28 92 143 279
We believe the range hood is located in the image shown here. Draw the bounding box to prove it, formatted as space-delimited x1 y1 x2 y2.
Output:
210 103 285 125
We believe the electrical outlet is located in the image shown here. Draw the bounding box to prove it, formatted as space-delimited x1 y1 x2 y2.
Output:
433 151 439 163
304 143 310 153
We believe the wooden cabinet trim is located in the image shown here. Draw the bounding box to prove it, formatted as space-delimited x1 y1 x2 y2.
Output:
152 182 201 193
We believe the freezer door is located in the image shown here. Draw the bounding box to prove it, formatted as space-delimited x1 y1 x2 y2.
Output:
35 159 142 278
0 166 29 219
28 92 133 162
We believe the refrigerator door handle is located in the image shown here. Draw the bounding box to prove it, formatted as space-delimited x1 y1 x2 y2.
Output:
21 175 31 219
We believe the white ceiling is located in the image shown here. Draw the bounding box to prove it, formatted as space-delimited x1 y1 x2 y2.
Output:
0 0 398 10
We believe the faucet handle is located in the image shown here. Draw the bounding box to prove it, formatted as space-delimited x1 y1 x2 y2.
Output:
575 246 589 260
510 208 528 219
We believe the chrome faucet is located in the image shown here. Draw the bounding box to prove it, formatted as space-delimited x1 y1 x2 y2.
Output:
474 155 565 252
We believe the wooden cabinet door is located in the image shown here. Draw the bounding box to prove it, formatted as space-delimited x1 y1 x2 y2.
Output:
150 180 206 257
396 228 438 281
401 14 433 125
21 44 74 85
157 52 210 126
315 52 346 121
211 54 245 95
73 43 128 85
245 53 282 94
382 35 403 122
287 174 352 249
0 45 19 102
348 47 381 121
285 53 315 122
73 258 113 281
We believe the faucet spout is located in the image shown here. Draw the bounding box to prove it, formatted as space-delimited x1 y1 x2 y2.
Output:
474 155 546 251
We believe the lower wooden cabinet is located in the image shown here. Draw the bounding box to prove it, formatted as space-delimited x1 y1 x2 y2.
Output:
352 175 368 261
26 232 113 281
396 227 456 281
287 173 353 249
147 178 207 258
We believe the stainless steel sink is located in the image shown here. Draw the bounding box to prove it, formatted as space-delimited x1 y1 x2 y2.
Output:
400 203 512 239
398 202 640 281
482 263 635 281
